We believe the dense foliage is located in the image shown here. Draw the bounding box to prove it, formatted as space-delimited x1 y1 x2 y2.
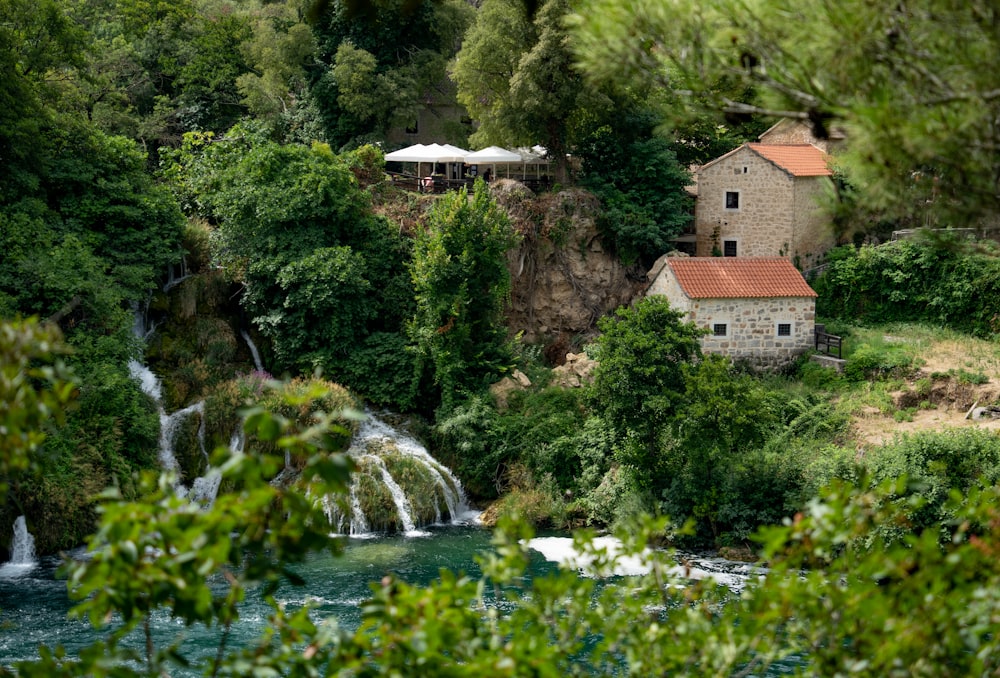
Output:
815 237 1000 337
163 126 418 407
6 329 1000 677
571 0 1000 228
577 109 693 264
312 0 473 148
5 0 1000 672
409 181 519 411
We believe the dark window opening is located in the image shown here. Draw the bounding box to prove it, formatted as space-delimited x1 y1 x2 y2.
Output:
725 191 740 209
723 240 738 257
713 323 728 337
406 120 419 135
777 323 792 337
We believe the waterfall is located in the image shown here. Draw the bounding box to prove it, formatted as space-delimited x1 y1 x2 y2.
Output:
362 455 418 534
0 516 37 577
241 329 264 372
128 305 219 504
330 411 473 536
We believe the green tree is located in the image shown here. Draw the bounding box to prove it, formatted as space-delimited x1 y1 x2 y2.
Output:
409 181 519 411
577 107 693 263
454 0 599 182
236 3 319 136
661 354 787 542
0 0 85 197
570 0 1000 226
587 296 704 446
310 0 473 148
0 318 77 506
163 129 417 407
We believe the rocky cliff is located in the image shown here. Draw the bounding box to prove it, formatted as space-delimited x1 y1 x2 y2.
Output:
490 181 645 354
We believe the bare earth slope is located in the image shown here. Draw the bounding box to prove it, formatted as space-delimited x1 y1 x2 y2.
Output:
850 336 1000 447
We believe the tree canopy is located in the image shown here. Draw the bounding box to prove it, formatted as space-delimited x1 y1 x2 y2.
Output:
570 0 1000 226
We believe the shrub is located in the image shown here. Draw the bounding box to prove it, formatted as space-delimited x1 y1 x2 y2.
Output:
844 344 916 381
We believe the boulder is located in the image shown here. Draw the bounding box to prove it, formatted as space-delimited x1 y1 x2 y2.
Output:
551 352 598 388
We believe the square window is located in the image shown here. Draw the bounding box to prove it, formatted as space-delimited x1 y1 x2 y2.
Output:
713 323 728 337
777 323 792 337
723 240 738 257
725 191 740 209
405 120 419 135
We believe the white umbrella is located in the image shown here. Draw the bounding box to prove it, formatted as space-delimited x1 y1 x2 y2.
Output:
464 146 522 179
384 143 429 163
517 145 549 183
385 143 469 185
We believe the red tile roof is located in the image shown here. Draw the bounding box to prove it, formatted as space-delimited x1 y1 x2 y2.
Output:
666 257 817 299
748 143 833 177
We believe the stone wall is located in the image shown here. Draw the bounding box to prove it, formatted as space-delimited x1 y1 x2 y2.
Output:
758 119 844 153
689 296 815 368
645 258 693 313
695 147 796 257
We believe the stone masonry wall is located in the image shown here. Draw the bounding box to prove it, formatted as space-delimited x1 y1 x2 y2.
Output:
695 146 835 265
791 175 837 270
688 296 815 368
644 261 693 313
695 147 796 258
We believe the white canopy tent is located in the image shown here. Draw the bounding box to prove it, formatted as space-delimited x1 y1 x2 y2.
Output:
384 143 470 181
464 146 522 179
517 146 550 183
383 143 429 162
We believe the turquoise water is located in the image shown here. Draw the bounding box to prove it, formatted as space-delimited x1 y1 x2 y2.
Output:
0 525 800 674
0 525 556 672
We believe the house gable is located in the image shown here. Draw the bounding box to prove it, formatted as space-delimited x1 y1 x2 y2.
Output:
693 143 835 263
758 119 846 152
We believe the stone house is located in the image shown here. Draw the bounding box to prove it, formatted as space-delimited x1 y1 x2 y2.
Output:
693 142 836 270
757 119 846 153
646 256 817 368
386 79 472 148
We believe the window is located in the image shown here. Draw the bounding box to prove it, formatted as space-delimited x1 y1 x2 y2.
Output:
777 322 792 337
725 191 740 209
723 240 738 257
713 323 728 337
405 120 419 135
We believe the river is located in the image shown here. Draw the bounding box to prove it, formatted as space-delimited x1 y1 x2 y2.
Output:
0 522 804 675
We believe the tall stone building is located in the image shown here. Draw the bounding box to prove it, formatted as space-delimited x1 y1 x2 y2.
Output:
693 142 835 270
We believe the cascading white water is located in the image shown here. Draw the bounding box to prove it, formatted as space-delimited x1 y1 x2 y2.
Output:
8 516 36 565
241 329 264 372
0 516 37 577
332 411 474 536
162 258 191 293
359 416 470 523
361 455 418 534
129 306 220 505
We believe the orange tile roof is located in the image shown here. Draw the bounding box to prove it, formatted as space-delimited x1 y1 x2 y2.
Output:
666 257 818 299
748 143 832 176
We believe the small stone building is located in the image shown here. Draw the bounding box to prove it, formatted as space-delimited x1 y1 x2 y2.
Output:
694 142 835 270
646 256 817 368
